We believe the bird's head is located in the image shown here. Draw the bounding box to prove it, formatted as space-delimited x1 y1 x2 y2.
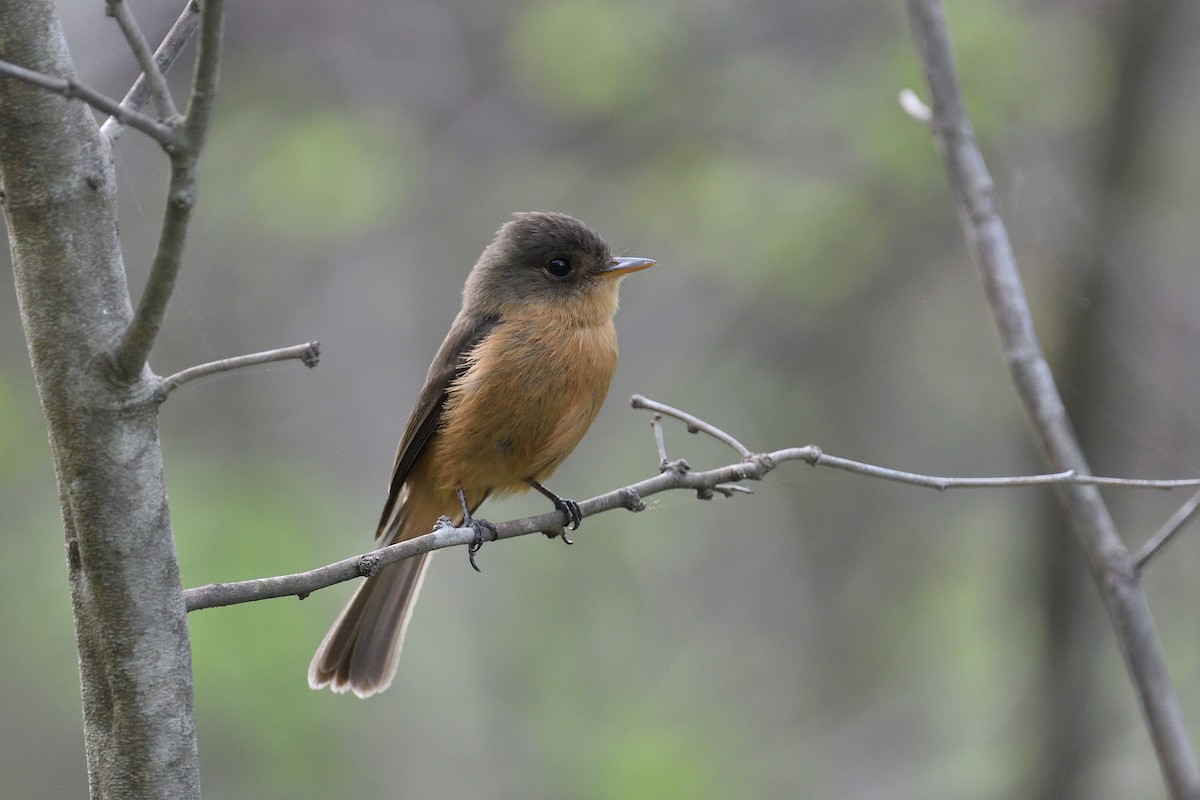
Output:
464 212 654 323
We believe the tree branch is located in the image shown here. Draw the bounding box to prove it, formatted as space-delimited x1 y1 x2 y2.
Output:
1134 488 1200 571
159 341 321 397
648 412 670 467
101 0 202 143
904 2 1200 796
111 0 225 383
184 398 1200 612
106 0 178 123
632 393 752 458
178 0 223 147
640 395 1200 491
0 57 172 142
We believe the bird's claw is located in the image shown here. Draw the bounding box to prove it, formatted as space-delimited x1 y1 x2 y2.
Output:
558 497 582 531
549 496 581 545
526 479 582 545
466 517 498 573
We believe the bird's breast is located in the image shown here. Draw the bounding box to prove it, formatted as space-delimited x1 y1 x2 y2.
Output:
432 314 619 494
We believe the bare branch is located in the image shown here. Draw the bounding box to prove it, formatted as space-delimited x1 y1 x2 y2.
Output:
106 0 178 123
904 1 1200 795
812 454 1200 491
631 394 753 458
178 0 223 147
185 448 766 611
109 163 193 381
160 341 321 397
1134 489 1200 571
649 413 670 468
0 58 172 142
102 0 201 142
111 0 226 383
186 400 1200 612
635 400 1200 491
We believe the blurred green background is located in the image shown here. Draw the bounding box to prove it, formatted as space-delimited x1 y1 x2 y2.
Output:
3 0 1200 797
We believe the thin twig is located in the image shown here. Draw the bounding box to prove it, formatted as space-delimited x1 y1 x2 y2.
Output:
649 413 670 468
1134 489 1200 571
102 0 201 142
905 1 1200 796
631 394 753 459
106 0 179 123
811 453 1200 491
634 399 1200 491
111 0 226 383
160 341 320 397
178 0 223 147
0 58 172 142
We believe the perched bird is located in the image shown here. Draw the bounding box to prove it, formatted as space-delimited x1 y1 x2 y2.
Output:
309 212 654 697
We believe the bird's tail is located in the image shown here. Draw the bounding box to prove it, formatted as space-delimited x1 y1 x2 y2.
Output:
307 552 431 697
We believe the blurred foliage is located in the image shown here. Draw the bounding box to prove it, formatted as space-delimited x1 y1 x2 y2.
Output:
241 113 412 238
631 153 888 304
3 0 1200 798
508 0 678 116
203 63 420 241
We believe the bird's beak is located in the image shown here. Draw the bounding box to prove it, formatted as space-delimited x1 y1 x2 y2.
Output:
599 256 656 277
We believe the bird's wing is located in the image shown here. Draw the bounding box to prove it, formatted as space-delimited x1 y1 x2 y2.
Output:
374 312 499 540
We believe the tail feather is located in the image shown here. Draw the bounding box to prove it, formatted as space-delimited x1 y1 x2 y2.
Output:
310 475 485 697
307 552 431 697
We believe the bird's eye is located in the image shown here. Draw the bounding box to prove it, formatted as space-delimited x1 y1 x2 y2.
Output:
546 258 571 278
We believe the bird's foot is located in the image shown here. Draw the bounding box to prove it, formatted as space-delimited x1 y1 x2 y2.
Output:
466 515 498 573
547 496 581 545
456 488 498 572
526 479 581 545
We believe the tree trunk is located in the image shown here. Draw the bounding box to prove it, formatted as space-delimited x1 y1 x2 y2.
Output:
0 2 200 798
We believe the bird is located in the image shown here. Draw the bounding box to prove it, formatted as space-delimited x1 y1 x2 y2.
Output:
309 212 655 697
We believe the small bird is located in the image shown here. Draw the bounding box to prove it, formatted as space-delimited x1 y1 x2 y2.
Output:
309 212 654 697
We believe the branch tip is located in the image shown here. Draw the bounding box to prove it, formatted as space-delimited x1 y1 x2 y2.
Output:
302 341 321 368
898 87 932 123
160 341 323 397
631 395 753 458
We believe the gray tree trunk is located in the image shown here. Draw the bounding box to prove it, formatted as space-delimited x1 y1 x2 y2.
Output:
0 2 200 798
